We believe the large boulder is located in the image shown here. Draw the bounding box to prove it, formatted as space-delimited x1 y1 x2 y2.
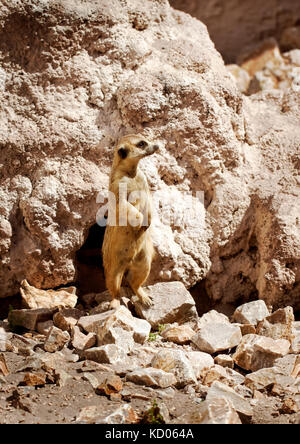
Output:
0 0 299 311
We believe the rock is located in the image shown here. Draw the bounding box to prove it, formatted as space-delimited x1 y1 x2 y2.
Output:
20 280 77 309
78 311 114 333
185 351 214 379
233 334 290 371
202 365 245 387
126 368 177 388
9 308 56 331
161 324 195 344
206 381 253 418
132 282 197 329
97 375 123 396
71 326 96 351
0 353 9 376
280 397 299 414
36 320 54 335
256 306 295 342
244 367 295 392
239 324 256 335
97 404 139 424
233 300 269 325
82 372 100 390
53 308 84 332
83 345 127 365
192 397 241 424
96 306 151 350
197 310 230 328
226 64 251 94
44 326 70 353
78 360 111 373
23 372 46 387
214 354 234 369
151 349 197 388
192 323 242 354
0 327 8 352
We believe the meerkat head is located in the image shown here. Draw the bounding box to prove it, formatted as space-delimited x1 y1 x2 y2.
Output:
114 134 159 168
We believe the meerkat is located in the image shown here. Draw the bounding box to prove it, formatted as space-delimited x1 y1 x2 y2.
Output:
102 134 159 309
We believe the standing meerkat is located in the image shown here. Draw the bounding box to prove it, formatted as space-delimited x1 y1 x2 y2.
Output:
102 134 159 309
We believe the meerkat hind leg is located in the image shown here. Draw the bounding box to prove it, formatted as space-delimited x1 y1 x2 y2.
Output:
106 269 124 310
127 252 152 306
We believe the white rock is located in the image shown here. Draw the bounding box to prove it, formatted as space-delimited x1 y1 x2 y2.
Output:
20 279 77 309
185 351 214 379
214 354 234 369
161 324 195 344
192 323 242 354
194 397 242 424
126 367 177 388
233 300 269 325
206 381 253 418
83 345 126 365
44 326 70 353
151 349 197 387
78 311 114 333
198 310 230 328
71 326 96 351
133 282 197 329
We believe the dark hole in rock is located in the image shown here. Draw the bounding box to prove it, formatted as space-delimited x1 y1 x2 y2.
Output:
75 223 107 296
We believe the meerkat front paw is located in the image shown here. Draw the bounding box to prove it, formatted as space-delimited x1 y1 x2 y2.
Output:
138 290 153 307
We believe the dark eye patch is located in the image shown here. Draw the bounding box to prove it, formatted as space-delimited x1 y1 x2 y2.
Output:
136 140 148 148
118 147 128 159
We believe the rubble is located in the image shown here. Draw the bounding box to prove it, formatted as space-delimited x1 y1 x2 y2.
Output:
20 280 77 310
185 351 214 379
83 345 127 365
192 323 242 354
8 308 56 331
78 311 114 334
233 300 269 326
233 334 290 371
151 349 197 388
193 397 242 424
133 282 198 329
71 326 96 351
206 381 253 418
256 307 295 343
53 308 84 332
126 368 177 388
161 324 195 344
44 326 70 353
197 310 230 328
214 354 234 369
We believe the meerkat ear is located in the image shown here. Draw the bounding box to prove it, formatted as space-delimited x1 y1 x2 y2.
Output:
118 147 128 159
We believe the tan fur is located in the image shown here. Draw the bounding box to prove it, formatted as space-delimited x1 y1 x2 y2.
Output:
102 134 159 309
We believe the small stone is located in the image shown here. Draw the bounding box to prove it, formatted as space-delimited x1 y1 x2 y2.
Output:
133 282 197 329
44 326 70 353
197 310 230 328
192 397 241 424
126 368 177 388
55 369 72 387
0 327 9 352
233 300 269 325
9 308 56 331
256 306 295 342
192 323 242 354
83 345 126 365
201 365 245 387
206 381 253 418
78 360 112 373
214 354 234 369
71 326 96 351
151 349 196 388
82 372 100 390
78 311 114 333
161 324 195 344
20 279 77 309
233 334 290 371
23 372 46 387
36 320 54 335
53 308 84 332
280 397 299 414
185 351 214 379
0 353 9 376
97 375 123 395
244 367 295 392
239 324 256 335
97 404 139 424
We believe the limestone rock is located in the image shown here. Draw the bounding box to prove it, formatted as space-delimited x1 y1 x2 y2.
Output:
185 351 214 379
20 280 77 310
36 320 54 336
214 354 234 369
44 326 70 353
244 367 295 392
192 397 241 424
233 300 269 325
97 404 139 424
161 324 195 344
78 311 114 334
71 326 96 351
0 327 8 352
202 364 245 387
256 306 295 342
233 334 290 371
151 349 197 388
126 368 177 388
226 64 251 93
192 323 242 354
206 381 253 418
53 308 84 332
197 310 230 328
83 345 127 365
133 282 197 329
9 308 56 331
97 375 123 396
23 372 46 387
97 306 151 348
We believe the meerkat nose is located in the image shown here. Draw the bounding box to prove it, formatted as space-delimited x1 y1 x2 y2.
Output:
152 144 159 152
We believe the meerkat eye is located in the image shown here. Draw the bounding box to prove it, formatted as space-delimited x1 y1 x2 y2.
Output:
118 147 128 159
136 140 148 148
